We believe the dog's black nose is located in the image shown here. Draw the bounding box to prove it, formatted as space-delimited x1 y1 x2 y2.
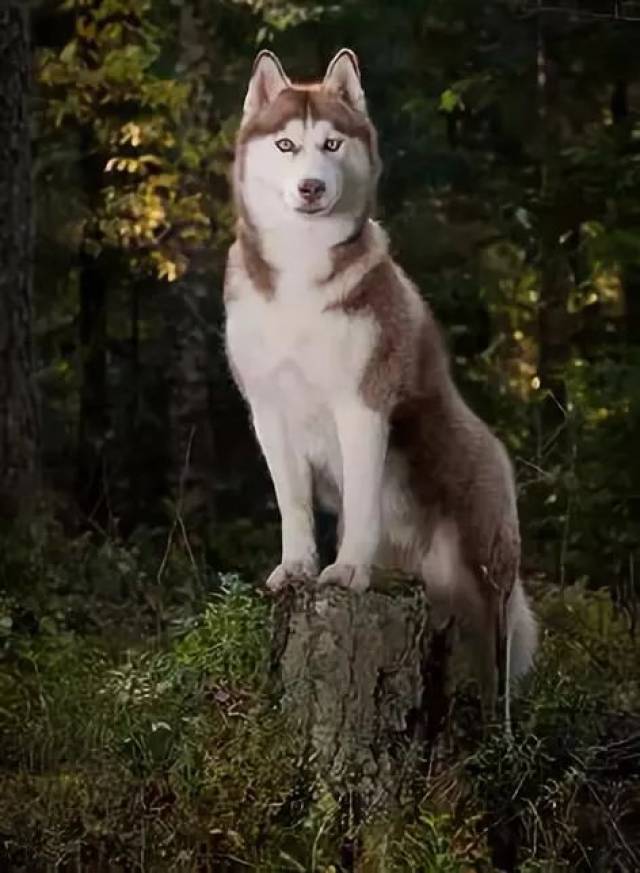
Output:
298 178 326 202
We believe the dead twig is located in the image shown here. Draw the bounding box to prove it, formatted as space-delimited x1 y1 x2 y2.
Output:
154 425 200 635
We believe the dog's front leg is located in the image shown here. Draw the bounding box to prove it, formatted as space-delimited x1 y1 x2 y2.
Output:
318 399 388 592
251 401 317 591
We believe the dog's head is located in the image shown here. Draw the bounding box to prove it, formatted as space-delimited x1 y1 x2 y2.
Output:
235 49 380 228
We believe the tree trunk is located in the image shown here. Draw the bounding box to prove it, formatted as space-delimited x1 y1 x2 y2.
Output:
76 246 108 518
270 574 450 830
610 80 640 346
166 268 216 523
165 1 216 524
125 278 142 523
0 5 39 517
536 16 572 441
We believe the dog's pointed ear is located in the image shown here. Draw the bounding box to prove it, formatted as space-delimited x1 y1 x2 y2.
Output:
323 49 366 113
243 51 291 116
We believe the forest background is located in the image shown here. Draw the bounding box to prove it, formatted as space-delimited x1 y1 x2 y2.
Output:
1 1 639 871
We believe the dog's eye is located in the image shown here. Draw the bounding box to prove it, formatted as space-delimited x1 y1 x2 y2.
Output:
275 138 295 153
323 138 343 152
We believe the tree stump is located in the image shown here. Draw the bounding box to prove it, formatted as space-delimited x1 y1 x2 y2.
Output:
269 572 451 823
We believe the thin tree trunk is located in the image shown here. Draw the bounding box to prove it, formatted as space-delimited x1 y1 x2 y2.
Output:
73 1 111 520
76 244 108 517
536 14 572 440
165 1 216 523
623 265 640 346
166 273 216 522
126 278 141 522
0 5 39 516
610 79 640 345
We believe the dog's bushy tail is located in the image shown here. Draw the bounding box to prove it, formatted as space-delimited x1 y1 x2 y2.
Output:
507 576 538 679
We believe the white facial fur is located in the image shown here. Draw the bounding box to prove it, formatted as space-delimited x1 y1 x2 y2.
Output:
242 115 373 231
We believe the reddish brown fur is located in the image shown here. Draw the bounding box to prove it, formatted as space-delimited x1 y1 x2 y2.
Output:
237 86 376 155
322 219 373 284
329 256 520 601
326 259 422 411
236 221 274 297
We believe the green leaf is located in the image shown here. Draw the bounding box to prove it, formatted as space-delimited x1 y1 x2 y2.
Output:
439 88 462 113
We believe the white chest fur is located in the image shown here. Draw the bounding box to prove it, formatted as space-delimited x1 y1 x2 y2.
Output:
227 278 373 394
224 221 387 404
226 262 379 484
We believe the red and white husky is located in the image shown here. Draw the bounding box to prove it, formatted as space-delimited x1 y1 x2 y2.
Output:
224 49 537 715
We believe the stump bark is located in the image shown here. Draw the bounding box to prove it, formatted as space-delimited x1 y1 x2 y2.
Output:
270 572 451 821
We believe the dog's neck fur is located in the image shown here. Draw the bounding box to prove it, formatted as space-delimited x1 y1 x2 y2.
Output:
251 211 361 280
235 172 376 288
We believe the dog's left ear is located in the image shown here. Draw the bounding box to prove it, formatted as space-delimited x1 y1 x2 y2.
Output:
323 49 366 113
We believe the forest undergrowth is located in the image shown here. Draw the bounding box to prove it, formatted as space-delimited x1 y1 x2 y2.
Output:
1 516 639 873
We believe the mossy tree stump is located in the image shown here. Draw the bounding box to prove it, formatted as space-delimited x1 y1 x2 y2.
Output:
269 572 451 824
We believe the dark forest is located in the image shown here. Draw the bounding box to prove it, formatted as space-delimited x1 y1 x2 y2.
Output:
1 1 639 870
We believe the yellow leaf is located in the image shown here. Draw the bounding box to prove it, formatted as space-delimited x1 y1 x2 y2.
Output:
120 122 142 147
60 40 77 64
76 18 96 40
158 260 178 282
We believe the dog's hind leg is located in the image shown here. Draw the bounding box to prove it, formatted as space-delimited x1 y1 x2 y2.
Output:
449 568 506 731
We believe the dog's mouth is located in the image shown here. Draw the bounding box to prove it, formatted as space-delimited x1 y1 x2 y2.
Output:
295 205 325 215
293 202 334 217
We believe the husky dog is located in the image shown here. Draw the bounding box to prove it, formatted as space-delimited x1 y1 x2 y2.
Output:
224 49 537 715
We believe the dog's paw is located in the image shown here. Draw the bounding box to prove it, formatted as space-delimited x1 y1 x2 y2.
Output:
317 562 371 593
265 560 317 592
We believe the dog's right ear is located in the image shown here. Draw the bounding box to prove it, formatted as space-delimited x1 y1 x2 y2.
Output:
323 49 366 114
243 51 291 117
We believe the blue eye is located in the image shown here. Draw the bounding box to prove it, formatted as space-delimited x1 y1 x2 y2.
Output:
323 138 343 152
275 138 295 152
